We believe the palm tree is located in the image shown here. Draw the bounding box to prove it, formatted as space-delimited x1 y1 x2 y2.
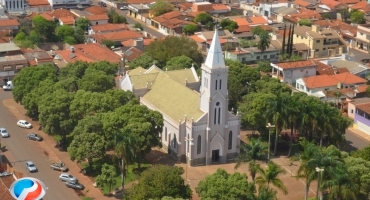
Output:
323 166 358 200
254 186 278 200
115 130 135 188
257 31 271 61
255 161 288 194
316 103 336 147
297 139 319 200
300 97 320 141
285 92 303 157
235 138 268 181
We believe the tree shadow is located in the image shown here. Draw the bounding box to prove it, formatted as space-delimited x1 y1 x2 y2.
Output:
338 140 358 152
144 148 176 166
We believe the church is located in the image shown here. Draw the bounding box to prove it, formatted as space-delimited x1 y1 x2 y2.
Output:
120 30 241 166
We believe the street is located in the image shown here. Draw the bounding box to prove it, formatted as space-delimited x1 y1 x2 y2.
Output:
348 48 370 64
0 90 80 200
343 128 370 151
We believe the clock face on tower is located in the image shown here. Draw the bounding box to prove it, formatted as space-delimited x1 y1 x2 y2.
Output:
217 74 221 77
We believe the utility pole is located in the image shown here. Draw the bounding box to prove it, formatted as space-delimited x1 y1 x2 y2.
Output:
266 123 275 162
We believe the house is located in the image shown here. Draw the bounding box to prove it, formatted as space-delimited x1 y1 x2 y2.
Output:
0 19 19 31
211 4 231 14
353 24 370 53
26 0 52 12
293 0 315 9
225 45 280 64
120 30 241 166
190 30 234 52
283 11 322 24
293 25 347 58
122 47 143 62
313 60 349 75
47 0 91 9
0 30 13 43
295 72 368 98
270 6 297 22
128 3 150 23
321 59 370 78
240 2 292 17
313 19 357 44
45 8 77 20
85 5 107 15
353 102 370 135
54 43 122 67
347 97 370 119
89 30 144 45
21 49 54 66
151 11 196 36
231 16 269 27
0 43 27 83
192 2 213 13
121 38 155 52
319 0 347 11
59 17 75 25
85 14 109 25
271 60 317 85
88 23 128 35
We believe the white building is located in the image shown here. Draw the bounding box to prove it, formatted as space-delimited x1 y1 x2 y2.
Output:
0 0 25 12
120 30 241 166
271 60 317 86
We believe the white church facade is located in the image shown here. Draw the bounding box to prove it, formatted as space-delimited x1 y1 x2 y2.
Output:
120 30 241 166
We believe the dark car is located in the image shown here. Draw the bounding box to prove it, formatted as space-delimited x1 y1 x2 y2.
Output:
361 59 370 64
27 133 43 141
66 181 84 190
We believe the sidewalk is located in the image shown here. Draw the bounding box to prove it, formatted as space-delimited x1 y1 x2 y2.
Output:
348 127 370 141
2 98 110 200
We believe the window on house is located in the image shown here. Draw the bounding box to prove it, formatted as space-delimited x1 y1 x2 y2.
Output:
215 80 218 90
197 135 201 154
242 57 246 62
316 40 320 43
323 48 326 50
96 22 98 25
263 55 267 59
300 69 303 72
301 36 303 39
165 127 167 141
306 71 308 73
351 109 354 114
256 56 260 59
315 49 319 52
270 55 276 59
228 131 232 149
360 32 363 36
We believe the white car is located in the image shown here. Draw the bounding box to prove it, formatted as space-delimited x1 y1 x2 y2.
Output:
0 128 9 138
26 161 37 173
59 173 77 183
17 120 32 129
120 6 128 10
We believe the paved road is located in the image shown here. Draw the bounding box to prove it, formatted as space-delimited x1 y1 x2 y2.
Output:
0 91 80 200
343 128 370 151
348 48 370 64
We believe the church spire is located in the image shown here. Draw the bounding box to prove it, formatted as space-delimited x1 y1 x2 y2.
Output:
204 29 225 69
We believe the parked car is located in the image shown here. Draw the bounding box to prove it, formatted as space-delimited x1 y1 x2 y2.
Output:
66 181 85 190
27 133 43 141
120 6 128 10
26 161 37 173
0 128 9 138
50 163 68 172
3 81 13 91
17 120 32 129
59 173 77 183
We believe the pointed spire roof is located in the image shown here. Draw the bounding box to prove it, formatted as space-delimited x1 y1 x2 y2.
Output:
204 29 225 69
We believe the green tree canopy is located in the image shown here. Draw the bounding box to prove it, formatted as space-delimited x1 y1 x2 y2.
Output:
96 163 117 193
13 64 58 103
108 9 127 24
68 132 107 168
129 52 158 69
194 13 213 25
257 60 271 72
134 22 144 30
145 36 203 66
78 70 115 93
149 0 174 17
183 24 198 35
101 39 115 48
219 19 239 32
71 115 104 136
56 25 75 40
165 55 195 71
75 18 91 31
251 26 265 36
128 165 192 200
32 15 58 42
298 18 312 26
196 168 255 200
350 10 365 24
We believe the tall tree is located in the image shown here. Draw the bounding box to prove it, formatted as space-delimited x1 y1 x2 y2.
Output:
95 164 117 193
288 25 295 57
286 25 292 56
129 165 192 200
149 0 174 17
165 55 196 71
194 13 213 25
255 162 288 194
78 70 115 93
115 129 135 189
281 25 286 55
257 31 271 60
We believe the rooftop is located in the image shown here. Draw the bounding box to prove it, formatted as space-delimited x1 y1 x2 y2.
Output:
303 72 367 89
274 60 316 69
85 5 107 15
314 60 349 75
0 19 20 27
85 14 109 21
349 97 370 105
46 8 77 19
123 47 143 62
90 23 128 32
0 43 20 52
328 60 368 74
91 30 144 41
356 102 370 115
26 0 50 6
59 17 75 25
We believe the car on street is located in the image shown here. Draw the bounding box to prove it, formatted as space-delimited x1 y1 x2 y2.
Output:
65 181 85 190
50 163 68 172
17 120 32 129
120 6 128 10
26 161 37 172
59 173 77 183
361 59 370 64
27 133 43 141
0 128 9 138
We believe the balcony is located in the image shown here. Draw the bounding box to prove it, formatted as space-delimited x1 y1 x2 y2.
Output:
323 41 339 45
272 72 284 80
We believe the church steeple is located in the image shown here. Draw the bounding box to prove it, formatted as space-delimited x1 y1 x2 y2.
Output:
204 29 225 69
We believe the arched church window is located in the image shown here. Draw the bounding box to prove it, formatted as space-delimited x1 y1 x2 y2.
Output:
197 135 201 154
214 108 217 124
215 80 218 90
228 131 233 149
218 107 221 124
219 80 222 90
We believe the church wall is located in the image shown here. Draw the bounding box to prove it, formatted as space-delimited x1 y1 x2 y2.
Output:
188 123 207 166
161 115 182 162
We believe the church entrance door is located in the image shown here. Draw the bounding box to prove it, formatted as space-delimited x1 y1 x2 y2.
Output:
212 150 219 163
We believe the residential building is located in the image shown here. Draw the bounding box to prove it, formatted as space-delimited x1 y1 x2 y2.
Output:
85 5 107 15
122 46 143 62
121 38 155 52
85 14 109 25
0 43 27 83
314 60 349 75
151 11 196 36
295 72 368 98
0 19 19 32
270 6 297 23
347 97 370 119
127 3 150 23
190 30 234 52
1 0 26 13
354 24 370 53
312 20 357 44
319 0 347 11
26 0 51 12
354 102 370 135
0 30 12 43
293 25 347 58
271 60 317 85
283 11 322 24
120 30 241 166
89 30 144 46
59 17 74 25
54 43 122 67
45 8 77 20
88 23 128 35
47 0 91 9
320 55 370 78
225 45 280 64
21 49 54 66
241 2 291 17
231 16 269 27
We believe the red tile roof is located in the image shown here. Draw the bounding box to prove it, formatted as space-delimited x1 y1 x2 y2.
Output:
233 16 268 26
26 0 49 6
85 5 107 15
356 102 370 114
85 14 109 21
212 4 229 11
190 35 206 43
59 17 75 25
294 0 312 7
91 23 128 32
121 38 155 46
0 19 20 27
123 47 143 61
152 11 183 23
91 30 144 42
303 72 367 88
234 25 251 33
350 1 368 9
338 0 360 4
39 13 53 20
314 60 349 75
56 43 122 63
275 60 316 69
177 2 193 11
331 72 368 84
46 8 77 19
0 37 12 43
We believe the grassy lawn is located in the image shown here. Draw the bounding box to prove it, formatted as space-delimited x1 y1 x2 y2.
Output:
78 161 151 195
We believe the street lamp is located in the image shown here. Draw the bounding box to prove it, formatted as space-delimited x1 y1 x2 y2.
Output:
266 123 275 162
184 136 193 182
315 167 324 200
